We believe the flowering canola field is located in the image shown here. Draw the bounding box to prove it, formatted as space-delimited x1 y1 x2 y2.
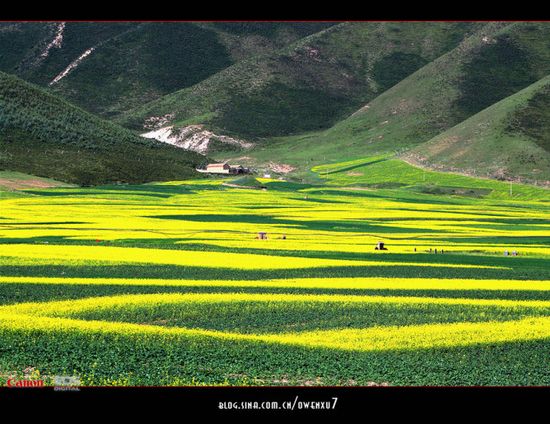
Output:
0 169 549 386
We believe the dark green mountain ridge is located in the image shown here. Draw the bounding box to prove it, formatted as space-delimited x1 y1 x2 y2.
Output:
118 22 480 138
0 71 205 185
1 21 550 187
221 22 550 186
0 22 335 118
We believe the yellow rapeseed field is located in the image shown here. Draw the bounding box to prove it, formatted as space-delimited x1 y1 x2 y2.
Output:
0 178 549 385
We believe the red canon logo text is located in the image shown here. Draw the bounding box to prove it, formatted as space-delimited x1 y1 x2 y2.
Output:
6 379 44 388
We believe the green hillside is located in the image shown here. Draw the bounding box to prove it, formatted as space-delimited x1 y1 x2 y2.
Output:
228 22 550 183
118 22 479 138
310 155 549 200
404 75 550 184
0 22 334 118
0 170 73 199
0 22 53 72
3 21 550 187
0 71 206 185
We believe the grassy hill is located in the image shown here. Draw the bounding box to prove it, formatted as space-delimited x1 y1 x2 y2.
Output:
0 22 53 72
118 22 479 139
3 21 550 187
404 75 550 185
0 170 74 199
0 22 334 118
226 22 550 182
0 71 206 185
310 154 550 200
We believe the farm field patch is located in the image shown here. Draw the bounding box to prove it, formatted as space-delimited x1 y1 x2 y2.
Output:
0 165 549 386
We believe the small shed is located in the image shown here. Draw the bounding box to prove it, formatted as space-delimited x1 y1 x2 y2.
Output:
206 163 231 174
375 241 387 250
195 163 232 174
229 165 249 174
257 232 268 240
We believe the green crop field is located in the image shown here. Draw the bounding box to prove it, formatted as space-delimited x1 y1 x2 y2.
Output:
0 160 549 386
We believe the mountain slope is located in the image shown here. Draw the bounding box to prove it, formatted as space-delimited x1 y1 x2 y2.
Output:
0 22 53 72
0 22 335 118
0 71 206 185
404 75 550 184
0 170 73 199
118 22 479 140
230 22 550 179
3 21 550 187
